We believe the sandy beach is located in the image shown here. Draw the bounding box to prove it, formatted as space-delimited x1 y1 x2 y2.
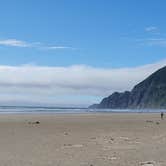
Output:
0 113 165 166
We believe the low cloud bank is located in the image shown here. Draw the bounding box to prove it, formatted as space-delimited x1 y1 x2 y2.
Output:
0 60 165 106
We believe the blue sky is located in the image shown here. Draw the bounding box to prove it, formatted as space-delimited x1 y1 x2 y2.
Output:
0 0 166 106
0 0 166 67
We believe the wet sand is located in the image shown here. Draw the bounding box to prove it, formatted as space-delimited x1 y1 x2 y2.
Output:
0 113 165 166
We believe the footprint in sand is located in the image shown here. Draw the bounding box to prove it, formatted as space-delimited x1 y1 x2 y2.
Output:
72 144 83 148
62 144 84 148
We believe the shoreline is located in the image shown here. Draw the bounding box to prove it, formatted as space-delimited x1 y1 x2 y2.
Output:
0 109 165 115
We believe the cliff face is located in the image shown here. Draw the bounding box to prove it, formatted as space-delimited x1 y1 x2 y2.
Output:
97 91 131 109
89 66 166 109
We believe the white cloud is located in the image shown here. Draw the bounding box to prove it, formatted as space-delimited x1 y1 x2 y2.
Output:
138 38 166 47
0 38 74 50
0 60 165 106
145 38 166 47
0 39 30 47
44 46 73 50
145 26 158 32
145 26 160 35
135 27 166 47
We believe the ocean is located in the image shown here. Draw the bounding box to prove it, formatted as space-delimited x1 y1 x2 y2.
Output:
0 106 165 114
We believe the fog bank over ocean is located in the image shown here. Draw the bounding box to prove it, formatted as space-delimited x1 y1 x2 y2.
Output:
0 60 165 107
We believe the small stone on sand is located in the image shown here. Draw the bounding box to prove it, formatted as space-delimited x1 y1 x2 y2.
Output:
156 122 160 125
140 161 155 166
64 132 69 135
28 121 40 124
146 120 154 123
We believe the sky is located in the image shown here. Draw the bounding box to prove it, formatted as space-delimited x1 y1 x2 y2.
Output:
0 0 166 107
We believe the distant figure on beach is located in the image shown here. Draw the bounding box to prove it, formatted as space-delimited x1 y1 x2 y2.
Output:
161 112 164 120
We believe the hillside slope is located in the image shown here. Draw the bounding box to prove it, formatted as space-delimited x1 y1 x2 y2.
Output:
89 66 166 109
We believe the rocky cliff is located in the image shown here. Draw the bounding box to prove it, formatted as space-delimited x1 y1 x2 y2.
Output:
89 66 166 109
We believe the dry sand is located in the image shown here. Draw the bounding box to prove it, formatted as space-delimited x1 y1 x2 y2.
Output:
0 113 165 166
